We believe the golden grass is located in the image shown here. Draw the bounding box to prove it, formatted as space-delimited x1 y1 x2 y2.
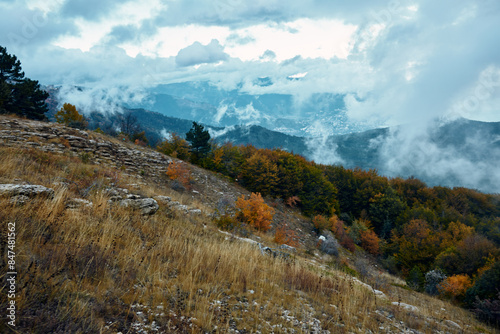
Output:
0 146 497 333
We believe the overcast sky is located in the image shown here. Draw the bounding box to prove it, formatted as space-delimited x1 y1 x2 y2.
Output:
1 0 499 126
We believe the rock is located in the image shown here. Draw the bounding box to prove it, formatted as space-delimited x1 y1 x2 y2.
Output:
119 198 159 215
279 244 297 252
155 196 172 203
391 302 418 312
188 209 202 215
9 195 30 205
444 320 461 330
0 184 54 199
66 198 93 209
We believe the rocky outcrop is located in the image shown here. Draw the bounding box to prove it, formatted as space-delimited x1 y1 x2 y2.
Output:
0 184 54 199
0 117 172 178
119 197 159 215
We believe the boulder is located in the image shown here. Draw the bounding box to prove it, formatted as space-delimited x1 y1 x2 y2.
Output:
119 198 159 215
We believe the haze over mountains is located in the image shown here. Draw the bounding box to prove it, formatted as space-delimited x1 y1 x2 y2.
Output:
49 84 500 194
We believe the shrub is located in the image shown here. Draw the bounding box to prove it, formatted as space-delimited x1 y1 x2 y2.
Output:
235 192 274 232
465 261 500 308
439 274 472 300
274 224 299 247
313 215 330 232
318 233 339 256
332 220 355 252
166 160 191 188
360 229 380 255
424 269 447 296
472 292 500 327
406 266 424 291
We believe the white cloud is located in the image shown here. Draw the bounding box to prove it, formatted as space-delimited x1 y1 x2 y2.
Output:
175 39 229 67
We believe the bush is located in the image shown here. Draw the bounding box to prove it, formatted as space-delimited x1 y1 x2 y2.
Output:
472 292 500 327
439 274 472 300
318 233 339 256
360 229 380 255
274 224 299 247
425 269 447 296
235 192 274 232
406 266 424 291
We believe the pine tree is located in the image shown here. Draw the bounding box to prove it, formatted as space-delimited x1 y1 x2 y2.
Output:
0 46 48 120
186 121 211 162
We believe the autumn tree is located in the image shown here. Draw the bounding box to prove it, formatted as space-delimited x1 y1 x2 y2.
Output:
157 133 190 160
392 219 442 273
235 192 274 232
439 274 472 300
239 151 279 197
55 103 87 129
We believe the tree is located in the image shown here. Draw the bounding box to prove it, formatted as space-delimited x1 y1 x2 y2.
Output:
0 46 24 83
55 103 87 129
186 122 211 161
235 192 274 232
119 111 141 139
157 133 190 160
8 78 48 120
0 46 48 120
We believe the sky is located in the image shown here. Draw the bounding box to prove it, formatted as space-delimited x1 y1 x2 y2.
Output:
1 0 499 126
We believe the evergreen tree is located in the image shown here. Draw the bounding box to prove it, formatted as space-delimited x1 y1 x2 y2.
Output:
0 46 24 83
0 46 48 120
186 122 211 160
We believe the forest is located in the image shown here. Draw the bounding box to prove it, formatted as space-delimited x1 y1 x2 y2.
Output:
158 123 500 325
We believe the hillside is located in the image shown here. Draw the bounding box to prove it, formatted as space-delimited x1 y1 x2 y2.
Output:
0 115 498 333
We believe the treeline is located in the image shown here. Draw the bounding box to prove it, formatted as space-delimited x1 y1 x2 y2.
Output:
158 123 500 325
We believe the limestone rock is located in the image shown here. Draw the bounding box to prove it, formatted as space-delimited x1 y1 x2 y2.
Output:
119 198 159 215
0 184 54 199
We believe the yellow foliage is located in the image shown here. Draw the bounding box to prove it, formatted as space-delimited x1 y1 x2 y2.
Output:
55 103 85 126
236 192 274 232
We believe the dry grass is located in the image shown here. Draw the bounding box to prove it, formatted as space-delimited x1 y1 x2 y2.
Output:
0 146 497 333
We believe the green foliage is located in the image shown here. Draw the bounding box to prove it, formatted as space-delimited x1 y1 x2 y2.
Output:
406 266 424 291
0 46 48 120
186 121 211 161
465 261 500 307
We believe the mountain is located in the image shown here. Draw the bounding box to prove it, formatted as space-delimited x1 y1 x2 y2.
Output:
1 114 497 333
127 81 372 137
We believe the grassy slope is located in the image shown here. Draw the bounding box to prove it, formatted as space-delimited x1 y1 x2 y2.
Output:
0 118 497 333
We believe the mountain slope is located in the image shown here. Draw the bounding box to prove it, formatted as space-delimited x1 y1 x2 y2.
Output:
0 115 495 333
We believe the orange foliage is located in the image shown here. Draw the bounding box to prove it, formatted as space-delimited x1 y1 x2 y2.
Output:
274 224 299 247
235 192 274 232
285 196 301 207
439 274 472 298
332 219 355 252
313 215 330 231
166 160 191 187
360 229 380 255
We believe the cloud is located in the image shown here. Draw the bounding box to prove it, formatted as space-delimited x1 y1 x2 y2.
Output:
175 39 229 67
